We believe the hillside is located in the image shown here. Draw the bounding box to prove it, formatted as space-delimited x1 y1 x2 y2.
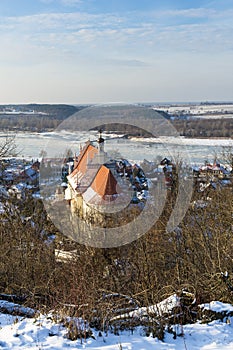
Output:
0 104 87 132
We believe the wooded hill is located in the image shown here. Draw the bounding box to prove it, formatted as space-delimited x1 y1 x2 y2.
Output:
0 104 86 131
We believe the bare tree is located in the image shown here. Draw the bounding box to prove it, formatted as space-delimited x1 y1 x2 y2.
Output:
0 134 17 159
221 146 233 168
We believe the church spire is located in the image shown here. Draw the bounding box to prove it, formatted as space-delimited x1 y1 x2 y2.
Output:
98 128 105 153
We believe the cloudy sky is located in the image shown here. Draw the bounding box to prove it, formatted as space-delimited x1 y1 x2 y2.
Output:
0 0 233 104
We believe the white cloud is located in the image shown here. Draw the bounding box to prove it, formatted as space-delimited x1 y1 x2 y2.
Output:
150 7 233 20
159 8 217 19
0 6 233 103
1 8 233 72
0 7 232 53
1 5 233 42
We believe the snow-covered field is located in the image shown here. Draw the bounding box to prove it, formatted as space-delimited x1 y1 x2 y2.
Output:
1 301 233 349
153 103 233 119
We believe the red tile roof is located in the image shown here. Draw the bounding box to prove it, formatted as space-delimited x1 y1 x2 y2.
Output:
91 165 117 198
73 142 98 176
67 142 98 190
82 165 122 205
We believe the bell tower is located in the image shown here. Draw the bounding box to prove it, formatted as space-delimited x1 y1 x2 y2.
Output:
98 129 105 153
96 129 106 164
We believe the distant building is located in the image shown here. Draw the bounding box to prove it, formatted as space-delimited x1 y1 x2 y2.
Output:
192 161 232 192
20 161 40 185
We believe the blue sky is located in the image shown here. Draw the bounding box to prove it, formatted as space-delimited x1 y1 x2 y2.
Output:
0 0 233 103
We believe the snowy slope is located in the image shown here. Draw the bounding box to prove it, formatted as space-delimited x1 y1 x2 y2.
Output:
1 301 233 349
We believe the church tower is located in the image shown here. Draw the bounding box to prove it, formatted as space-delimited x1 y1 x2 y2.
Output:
96 129 106 164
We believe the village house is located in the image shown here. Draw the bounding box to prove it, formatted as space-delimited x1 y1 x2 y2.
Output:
19 160 40 186
192 161 232 193
193 161 231 179
0 158 40 200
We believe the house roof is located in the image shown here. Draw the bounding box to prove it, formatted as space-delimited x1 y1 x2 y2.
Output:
91 165 117 197
67 142 98 190
82 165 121 205
74 142 98 175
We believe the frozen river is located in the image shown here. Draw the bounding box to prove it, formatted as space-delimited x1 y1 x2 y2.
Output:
1 131 233 166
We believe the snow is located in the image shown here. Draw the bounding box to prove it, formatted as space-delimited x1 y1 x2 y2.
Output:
1 301 233 349
130 136 233 147
200 301 233 313
153 103 233 119
0 300 35 317
1 131 233 163
111 294 180 321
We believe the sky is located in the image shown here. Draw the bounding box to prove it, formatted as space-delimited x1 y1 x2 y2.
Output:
0 0 233 104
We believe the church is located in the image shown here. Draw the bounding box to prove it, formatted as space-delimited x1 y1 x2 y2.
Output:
64 133 148 226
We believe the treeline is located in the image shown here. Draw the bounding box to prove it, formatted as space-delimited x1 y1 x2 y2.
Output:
91 123 154 137
0 104 86 132
92 118 233 138
172 118 233 138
